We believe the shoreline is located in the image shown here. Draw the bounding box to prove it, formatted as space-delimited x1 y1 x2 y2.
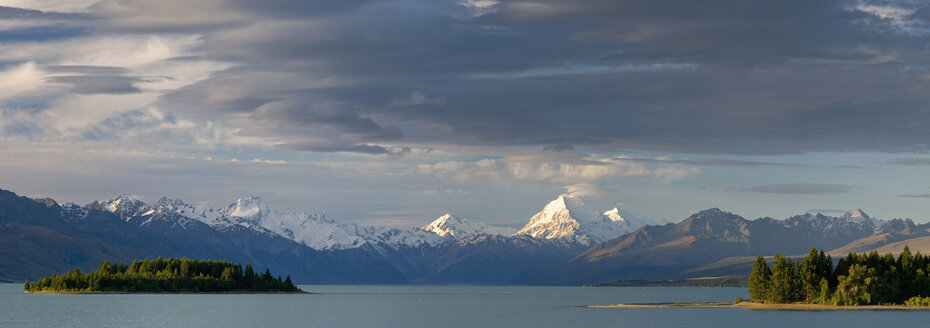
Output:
585 301 930 311
25 290 310 295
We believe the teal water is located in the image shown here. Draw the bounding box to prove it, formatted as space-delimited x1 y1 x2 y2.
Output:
1 283 928 327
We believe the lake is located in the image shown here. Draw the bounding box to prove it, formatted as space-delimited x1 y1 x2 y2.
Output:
2 283 928 327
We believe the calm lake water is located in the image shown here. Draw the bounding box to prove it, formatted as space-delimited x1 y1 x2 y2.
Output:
2 283 929 327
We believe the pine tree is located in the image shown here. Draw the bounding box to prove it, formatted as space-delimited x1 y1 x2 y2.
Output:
284 276 295 291
748 256 772 301
244 262 256 289
800 248 822 301
768 254 801 303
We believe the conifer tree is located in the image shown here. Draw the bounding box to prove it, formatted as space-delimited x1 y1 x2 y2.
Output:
800 248 821 301
748 256 771 301
767 254 801 303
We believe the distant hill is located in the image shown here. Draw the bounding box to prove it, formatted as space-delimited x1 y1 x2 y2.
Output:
829 218 930 255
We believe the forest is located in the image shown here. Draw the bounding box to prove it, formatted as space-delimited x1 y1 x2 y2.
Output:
24 257 302 293
749 246 930 305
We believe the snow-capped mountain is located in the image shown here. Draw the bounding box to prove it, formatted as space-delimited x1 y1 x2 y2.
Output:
350 224 447 249
603 207 644 234
514 195 644 245
840 208 886 228
90 194 517 251
419 213 517 238
218 196 368 250
780 208 885 236
152 197 228 227
87 192 648 251
89 194 151 220
9 184 924 285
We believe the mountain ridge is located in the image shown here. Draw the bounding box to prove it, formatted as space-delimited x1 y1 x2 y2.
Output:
3 186 924 285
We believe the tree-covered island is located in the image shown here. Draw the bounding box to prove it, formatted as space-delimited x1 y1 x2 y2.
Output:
24 257 303 293
749 246 930 306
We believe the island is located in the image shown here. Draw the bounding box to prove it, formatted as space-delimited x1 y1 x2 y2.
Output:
24 257 303 294
748 246 930 306
588 246 930 310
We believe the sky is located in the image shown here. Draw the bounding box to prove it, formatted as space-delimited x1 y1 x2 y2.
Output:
2 0 930 227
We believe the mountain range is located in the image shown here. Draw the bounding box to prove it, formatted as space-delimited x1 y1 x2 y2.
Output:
2 186 927 284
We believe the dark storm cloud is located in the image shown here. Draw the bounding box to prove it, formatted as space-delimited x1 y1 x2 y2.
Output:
46 76 142 95
250 98 403 141
745 183 856 195
141 0 930 155
491 0 865 66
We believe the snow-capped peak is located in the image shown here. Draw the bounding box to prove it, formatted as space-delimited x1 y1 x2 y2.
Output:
514 195 640 245
422 213 468 237
539 194 602 222
839 208 885 229
152 197 225 226
603 208 627 223
841 208 869 222
420 213 517 238
98 194 150 220
223 196 266 220
218 197 367 250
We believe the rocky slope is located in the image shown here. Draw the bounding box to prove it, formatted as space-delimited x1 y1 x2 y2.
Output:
513 208 882 284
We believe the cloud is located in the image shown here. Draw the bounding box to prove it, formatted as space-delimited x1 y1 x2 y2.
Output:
388 90 445 107
2 0 930 158
898 193 930 198
0 4 92 19
564 182 615 198
415 154 699 186
0 61 45 100
43 65 129 75
3 0 918 157
620 156 810 168
744 183 856 195
899 186 930 198
542 144 574 152
276 142 390 155
46 75 142 94
889 158 930 166
2 1 98 13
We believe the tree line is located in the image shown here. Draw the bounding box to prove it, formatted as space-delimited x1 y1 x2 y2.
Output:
24 257 301 293
749 246 930 305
